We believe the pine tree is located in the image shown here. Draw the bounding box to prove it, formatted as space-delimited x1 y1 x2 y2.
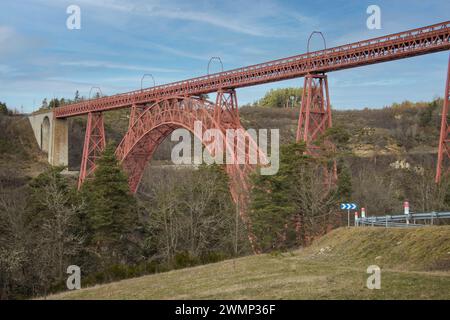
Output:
48 98 60 109
25 167 84 291
81 144 138 263
0 101 8 115
250 143 306 250
74 90 80 102
41 98 48 110
250 142 351 251
336 161 352 201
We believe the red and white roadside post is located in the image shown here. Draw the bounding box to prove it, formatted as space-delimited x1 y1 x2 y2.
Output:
404 201 410 224
354 212 359 227
360 208 366 227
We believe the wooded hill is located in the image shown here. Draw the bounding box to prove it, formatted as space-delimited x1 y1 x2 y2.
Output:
1 93 449 299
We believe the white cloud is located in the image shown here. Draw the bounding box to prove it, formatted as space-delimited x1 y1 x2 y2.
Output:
0 26 15 43
0 64 14 74
334 78 416 88
143 6 269 37
0 25 42 58
151 43 208 61
59 60 181 73
40 0 313 38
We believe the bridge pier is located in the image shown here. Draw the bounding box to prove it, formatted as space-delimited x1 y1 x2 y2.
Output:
296 73 337 183
78 112 106 189
50 117 69 166
214 89 241 128
28 110 68 167
296 73 332 149
436 54 450 183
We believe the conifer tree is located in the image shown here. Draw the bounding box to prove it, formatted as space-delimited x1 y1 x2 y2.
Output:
81 144 138 264
250 142 350 251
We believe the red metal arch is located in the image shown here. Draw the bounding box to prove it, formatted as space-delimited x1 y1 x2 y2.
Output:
115 95 261 252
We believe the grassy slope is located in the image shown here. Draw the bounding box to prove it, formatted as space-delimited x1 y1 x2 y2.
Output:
48 226 450 300
0 115 48 184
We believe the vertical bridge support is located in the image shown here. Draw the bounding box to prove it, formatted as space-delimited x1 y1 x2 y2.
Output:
214 89 241 129
129 103 148 127
296 73 336 183
50 117 69 167
215 89 261 253
296 73 332 151
78 112 106 189
436 54 450 183
28 110 69 167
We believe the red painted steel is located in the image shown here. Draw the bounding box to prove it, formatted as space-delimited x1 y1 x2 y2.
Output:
436 54 450 183
115 95 262 252
59 21 450 252
296 74 332 150
297 73 337 183
214 89 240 127
78 112 106 189
55 21 450 118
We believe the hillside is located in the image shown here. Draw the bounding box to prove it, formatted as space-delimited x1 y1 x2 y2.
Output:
1 100 448 300
66 99 443 168
47 226 450 300
77 100 445 216
0 114 49 189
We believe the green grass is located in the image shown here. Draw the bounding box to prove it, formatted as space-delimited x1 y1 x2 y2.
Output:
46 226 450 300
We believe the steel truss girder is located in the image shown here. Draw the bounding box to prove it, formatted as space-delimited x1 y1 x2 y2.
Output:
436 54 450 183
55 21 450 118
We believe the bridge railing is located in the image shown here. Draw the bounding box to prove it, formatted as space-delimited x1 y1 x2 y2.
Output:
53 20 450 118
357 211 450 228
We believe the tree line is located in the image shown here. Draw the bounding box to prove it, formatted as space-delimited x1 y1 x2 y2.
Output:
0 144 245 298
38 90 102 111
245 87 303 108
1 92 450 299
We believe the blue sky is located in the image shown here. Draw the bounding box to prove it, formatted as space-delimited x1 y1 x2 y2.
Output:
0 0 449 112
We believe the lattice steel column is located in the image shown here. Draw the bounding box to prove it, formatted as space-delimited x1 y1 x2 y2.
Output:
215 89 241 129
296 74 332 152
78 112 106 189
129 103 139 127
297 73 337 183
215 89 261 253
129 103 148 127
436 54 450 183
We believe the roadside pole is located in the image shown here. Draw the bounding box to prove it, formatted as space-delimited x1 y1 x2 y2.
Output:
361 208 366 227
235 199 239 256
404 201 410 225
347 209 350 227
340 203 357 227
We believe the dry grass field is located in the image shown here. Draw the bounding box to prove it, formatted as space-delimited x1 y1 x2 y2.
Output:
47 226 450 300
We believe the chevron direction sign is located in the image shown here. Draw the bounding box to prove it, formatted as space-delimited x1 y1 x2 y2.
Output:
340 203 357 210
